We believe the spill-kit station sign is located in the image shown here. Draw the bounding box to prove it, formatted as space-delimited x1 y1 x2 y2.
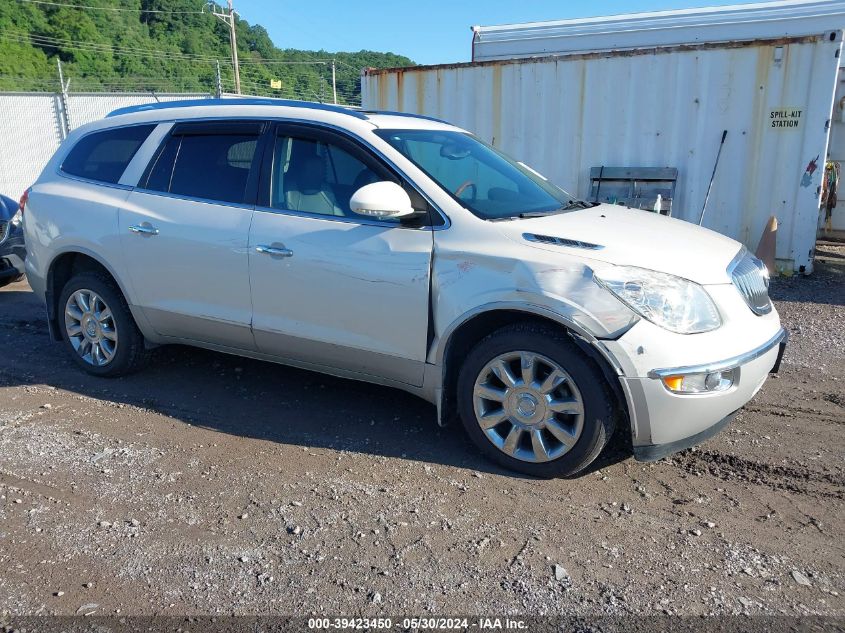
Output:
770 107 803 129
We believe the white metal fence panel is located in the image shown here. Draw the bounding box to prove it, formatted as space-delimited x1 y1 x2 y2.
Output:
363 36 842 272
0 93 63 200
67 92 210 128
0 92 212 199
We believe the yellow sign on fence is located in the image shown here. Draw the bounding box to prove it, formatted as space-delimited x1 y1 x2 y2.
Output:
270 79 282 89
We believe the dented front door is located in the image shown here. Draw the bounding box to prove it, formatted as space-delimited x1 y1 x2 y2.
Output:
248 211 433 387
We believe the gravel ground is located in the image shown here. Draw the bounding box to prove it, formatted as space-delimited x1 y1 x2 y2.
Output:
0 243 843 619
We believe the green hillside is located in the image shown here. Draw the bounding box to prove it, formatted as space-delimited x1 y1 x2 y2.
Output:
0 0 414 104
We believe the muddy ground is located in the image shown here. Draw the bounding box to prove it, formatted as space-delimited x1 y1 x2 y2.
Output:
0 244 843 619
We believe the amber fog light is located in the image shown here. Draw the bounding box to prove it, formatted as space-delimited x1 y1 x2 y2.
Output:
660 368 736 394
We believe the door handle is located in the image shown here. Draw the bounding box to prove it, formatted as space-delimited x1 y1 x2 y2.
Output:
129 224 159 236
256 245 293 258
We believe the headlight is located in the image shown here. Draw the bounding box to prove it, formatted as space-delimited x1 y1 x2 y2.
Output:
594 266 721 334
10 209 22 228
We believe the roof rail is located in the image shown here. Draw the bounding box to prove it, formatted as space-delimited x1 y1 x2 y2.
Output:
107 98 370 120
362 109 450 124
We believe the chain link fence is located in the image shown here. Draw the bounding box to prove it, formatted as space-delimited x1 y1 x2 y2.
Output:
0 91 211 199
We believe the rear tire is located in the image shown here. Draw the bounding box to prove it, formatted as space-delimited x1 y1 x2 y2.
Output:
58 272 148 377
456 322 616 478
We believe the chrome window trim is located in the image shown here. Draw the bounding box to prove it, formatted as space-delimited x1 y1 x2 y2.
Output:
648 328 786 379
252 204 433 230
55 171 135 191
131 187 256 211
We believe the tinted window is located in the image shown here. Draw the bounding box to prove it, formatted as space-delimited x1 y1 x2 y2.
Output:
271 135 383 218
62 125 155 184
145 133 258 205
144 136 180 193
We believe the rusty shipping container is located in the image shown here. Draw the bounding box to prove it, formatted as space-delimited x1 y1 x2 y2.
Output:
362 1 845 273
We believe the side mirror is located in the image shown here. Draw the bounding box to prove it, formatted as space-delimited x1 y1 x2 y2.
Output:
350 181 415 219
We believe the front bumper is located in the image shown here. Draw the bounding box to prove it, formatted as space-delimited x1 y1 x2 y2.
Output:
0 228 26 280
621 328 787 460
0 253 25 281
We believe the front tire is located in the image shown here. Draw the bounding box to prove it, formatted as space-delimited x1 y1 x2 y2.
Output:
457 323 616 478
58 272 148 377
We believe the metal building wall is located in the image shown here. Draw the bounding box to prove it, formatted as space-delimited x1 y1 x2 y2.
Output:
470 1 845 61
0 92 210 200
362 36 842 272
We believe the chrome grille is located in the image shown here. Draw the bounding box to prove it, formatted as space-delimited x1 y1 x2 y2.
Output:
0 220 8 245
730 250 772 315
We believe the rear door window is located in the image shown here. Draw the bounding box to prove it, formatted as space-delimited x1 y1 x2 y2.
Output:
142 122 261 205
62 125 155 184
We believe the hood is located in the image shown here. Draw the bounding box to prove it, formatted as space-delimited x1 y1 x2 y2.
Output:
495 204 742 285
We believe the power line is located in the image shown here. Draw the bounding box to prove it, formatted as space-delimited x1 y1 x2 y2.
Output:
17 0 207 14
239 59 331 65
4 31 339 69
3 31 228 62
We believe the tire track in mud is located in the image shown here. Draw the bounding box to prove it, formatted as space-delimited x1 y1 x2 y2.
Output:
670 449 845 500
743 403 845 425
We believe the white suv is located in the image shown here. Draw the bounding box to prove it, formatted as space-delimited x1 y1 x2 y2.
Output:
21 99 785 477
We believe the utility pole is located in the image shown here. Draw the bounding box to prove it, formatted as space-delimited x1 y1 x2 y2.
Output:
211 1 240 94
56 59 71 138
331 59 337 105
215 59 223 98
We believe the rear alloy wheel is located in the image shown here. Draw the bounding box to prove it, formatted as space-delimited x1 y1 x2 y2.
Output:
58 272 148 377
64 288 118 367
457 323 616 478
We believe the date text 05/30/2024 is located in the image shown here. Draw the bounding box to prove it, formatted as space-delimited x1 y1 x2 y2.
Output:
308 617 528 630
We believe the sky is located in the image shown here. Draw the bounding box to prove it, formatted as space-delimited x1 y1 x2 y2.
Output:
242 0 773 65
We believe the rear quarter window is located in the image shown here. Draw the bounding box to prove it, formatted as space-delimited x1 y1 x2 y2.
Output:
61 125 155 184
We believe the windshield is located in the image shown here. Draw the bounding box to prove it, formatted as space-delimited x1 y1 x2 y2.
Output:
375 129 579 220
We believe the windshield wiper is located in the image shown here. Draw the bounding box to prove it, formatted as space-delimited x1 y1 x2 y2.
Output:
517 200 594 219
491 200 599 221
561 199 597 210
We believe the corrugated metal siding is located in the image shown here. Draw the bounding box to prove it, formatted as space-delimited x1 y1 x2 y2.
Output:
0 92 211 199
363 36 842 272
471 0 845 61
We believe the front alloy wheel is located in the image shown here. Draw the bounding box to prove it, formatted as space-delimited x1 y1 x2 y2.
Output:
473 351 584 463
65 289 118 366
457 323 616 478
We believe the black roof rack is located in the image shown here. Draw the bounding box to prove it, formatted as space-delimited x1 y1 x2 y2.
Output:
361 109 449 124
107 98 370 120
